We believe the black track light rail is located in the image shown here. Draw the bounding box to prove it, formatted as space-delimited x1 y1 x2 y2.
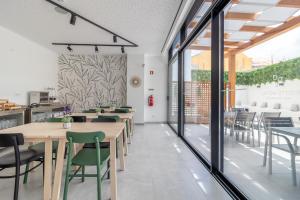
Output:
52 43 135 47
45 0 138 47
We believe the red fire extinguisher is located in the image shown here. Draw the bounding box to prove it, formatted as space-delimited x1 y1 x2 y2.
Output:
148 95 154 107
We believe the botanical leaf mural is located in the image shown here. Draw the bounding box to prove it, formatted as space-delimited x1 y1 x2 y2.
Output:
58 54 127 112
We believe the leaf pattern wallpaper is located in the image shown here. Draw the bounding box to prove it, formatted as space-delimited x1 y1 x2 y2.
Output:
57 54 127 112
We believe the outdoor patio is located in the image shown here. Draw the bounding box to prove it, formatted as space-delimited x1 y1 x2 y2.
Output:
184 123 300 200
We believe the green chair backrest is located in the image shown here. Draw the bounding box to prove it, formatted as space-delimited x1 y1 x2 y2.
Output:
120 106 132 109
82 109 97 113
99 106 110 108
47 117 63 122
114 108 129 113
66 131 105 144
94 115 120 122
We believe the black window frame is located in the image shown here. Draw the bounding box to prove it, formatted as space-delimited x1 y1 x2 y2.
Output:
167 54 179 134
166 0 249 199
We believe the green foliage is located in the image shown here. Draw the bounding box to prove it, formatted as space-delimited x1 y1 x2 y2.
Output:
191 57 300 86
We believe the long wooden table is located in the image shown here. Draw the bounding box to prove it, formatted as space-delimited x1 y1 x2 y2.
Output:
72 112 134 143
0 122 126 200
71 112 134 120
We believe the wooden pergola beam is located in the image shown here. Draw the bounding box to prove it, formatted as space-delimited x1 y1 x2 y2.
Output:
277 0 300 8
189 45 211 51
224 41 241 46
225 12 257 21
228 54 236 109
240 25 272 33
189 45 234 51
229 15 300 54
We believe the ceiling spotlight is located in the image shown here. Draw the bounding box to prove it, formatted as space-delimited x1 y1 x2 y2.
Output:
70 14 76 25
121 46 125 54
95 46 99 53
67 45 72 52
113 35 117 43
54 6 68 15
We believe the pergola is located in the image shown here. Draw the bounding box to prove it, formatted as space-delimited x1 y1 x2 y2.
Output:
189 0 300 108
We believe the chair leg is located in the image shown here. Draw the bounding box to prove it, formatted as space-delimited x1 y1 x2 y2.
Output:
96 162 102 200
43 161 45 183
23 163 30 184
258 129 261 147
252 130 255 147
53 152 57 167
246 132 250 144
291 154 297 186
14 163 21 200
107 160 110 179
81 166 85 182
263 133 268 167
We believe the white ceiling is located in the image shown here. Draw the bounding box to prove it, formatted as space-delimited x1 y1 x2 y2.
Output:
0 0 182 54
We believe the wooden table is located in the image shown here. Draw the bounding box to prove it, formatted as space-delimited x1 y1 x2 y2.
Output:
98 113 134 136
71 112 133 120
72 112 134 143
0 122 126 200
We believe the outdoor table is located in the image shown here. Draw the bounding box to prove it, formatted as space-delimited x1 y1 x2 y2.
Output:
268 127 300 174
0 122 126 200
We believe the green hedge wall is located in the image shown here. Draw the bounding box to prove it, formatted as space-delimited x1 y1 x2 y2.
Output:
191 57 300 86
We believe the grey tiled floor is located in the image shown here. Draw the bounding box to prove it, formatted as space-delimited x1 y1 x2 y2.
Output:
184 124 300 200
0 124 231 200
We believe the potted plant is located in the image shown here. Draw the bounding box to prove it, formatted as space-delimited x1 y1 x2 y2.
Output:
62 116 73 129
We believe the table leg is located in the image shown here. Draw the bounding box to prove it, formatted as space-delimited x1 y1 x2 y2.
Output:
119 132 125 170
130 118 134 135
268 130 273 174
126 119 132 144
44 139 53 200
52 139 66 200
263 131 268 167
110 138 117 200
123 128 128 156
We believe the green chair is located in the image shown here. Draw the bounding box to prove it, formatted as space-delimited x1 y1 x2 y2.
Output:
63 131 110 200
93 115 121 122
47 117 63 122
99 106 110 109
85 115 120 148
82 109 97 113
120 106 132 109
96 116 128 140
23 117 62 184
114 108 129 113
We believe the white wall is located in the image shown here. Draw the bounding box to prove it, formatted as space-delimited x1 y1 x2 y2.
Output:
236 80 300 110
0 26 58 105
0 25 168 124
236 80 300 123
144 55 168 122
127 54 145 124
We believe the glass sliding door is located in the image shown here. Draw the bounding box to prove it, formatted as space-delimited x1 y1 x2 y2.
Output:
168 58 179 132
183 22 212 162
221 1 300 199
